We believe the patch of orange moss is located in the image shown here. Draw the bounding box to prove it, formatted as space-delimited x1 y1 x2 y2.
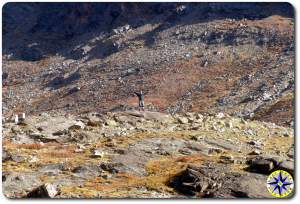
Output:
75 154 208 198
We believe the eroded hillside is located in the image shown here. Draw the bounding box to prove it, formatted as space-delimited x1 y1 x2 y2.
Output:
2 2 295 127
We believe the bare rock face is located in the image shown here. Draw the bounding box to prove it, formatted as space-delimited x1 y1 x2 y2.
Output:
71 165 102 179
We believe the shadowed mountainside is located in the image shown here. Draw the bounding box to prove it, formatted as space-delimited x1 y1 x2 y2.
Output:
2 2 295 126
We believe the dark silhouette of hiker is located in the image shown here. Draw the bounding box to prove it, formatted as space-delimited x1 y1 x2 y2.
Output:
134 91 145 111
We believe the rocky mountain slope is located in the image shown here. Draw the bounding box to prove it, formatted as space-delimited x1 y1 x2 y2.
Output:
2 2 295 199
2 2 295 127
2 111 294 198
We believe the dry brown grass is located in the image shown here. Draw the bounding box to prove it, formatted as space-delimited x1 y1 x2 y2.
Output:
79 153 208 197
3 140 63 149
152 57 203 103
16 143 61 150
40 150 75 158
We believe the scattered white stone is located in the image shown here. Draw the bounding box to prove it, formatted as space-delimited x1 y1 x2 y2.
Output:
14 115 19 124
262 92 272 101
42 183 58 198
216 112 225 119
212 124 219 131
28 156 39 163
244 129 255 136
21 113 26 120
248 150 261 155
92 149 105 158
195 113 203 120
240 119 247 124
177 117 189 124
105 119 118 127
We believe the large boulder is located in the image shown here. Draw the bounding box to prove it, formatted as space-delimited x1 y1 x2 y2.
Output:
278 160 294 175
169 164 221 197
247 157 275 174
26 183 58 198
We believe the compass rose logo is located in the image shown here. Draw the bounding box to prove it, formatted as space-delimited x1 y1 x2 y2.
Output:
267 170 294 198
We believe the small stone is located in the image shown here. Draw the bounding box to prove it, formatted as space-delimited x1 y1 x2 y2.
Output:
114 148 127 154
53 129 68 136
191 125 201 130
91 149 105 158
287 146 294 159
105 119 117 127
247 140 261 147
190 135 198 141
14 115 19 125
178 148 191 155
216 112 225 119
225 121 233 128
212 125 219 131
177 117 189 124
99 162 119 174
76 143 86 150
248 150 261 155
208 148 223 154
233 158 246 165
20 113 26 120
195 113 203 120
281 130 292 137
262 92 272 101
87 120 101 127
219 155 234 163
74 148 84 153
241 119 247 124
245 129 255 136
68 121 85 130
28 156 39 163
10 155 25 163
2 149 12 162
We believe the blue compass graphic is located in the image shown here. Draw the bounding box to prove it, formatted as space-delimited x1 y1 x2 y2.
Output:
267 170 294 198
